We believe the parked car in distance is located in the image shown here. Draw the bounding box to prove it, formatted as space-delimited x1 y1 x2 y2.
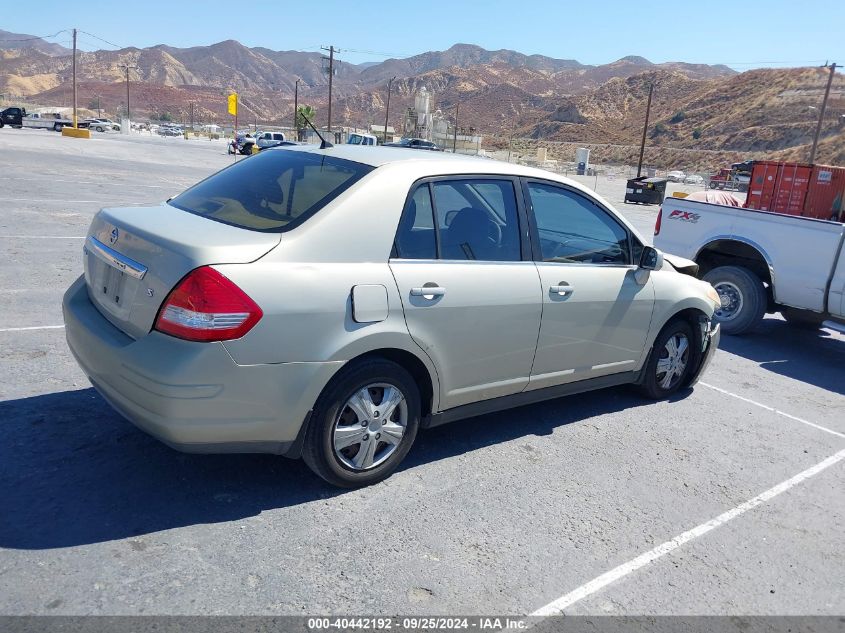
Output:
666 170 686 182
63 146 721 487
0 106 25 127
256 131 287 149
85 118 120 132
228 133 256 154
384 137 441 151
684 174 705 185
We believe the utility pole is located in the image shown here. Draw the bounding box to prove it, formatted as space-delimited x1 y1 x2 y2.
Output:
189 101 194 130
636 83 654 178
507 118 517 163
452 103 459 153
72 28 77 128
96 95 101 118
321 46 337 132
294 78 300 139
119 64 139 125
810 62 838 164
383 76 396 144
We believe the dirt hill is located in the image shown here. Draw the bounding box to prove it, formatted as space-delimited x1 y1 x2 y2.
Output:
525 67 845 167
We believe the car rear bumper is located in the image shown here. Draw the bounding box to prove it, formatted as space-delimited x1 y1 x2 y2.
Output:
62 275 342 454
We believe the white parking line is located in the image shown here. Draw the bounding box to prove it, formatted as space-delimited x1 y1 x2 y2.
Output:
4 198 104 203
530 447 845 616
700 382 845 439
0 235 85 239
0 325 65 332
6 177 177 189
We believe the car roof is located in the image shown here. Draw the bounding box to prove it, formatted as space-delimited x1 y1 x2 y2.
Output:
290 144 539 173
290 144 641 213
281 146 649 244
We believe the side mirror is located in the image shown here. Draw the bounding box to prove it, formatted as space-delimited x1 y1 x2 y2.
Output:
639 246 664 271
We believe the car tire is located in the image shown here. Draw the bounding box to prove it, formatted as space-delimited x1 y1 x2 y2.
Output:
702 265 766 335
781 307 825 330
638 319 695 400
96 126 104 132
302 358 421 488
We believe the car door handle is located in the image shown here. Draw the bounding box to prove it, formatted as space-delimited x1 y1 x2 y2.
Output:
550 284 575 296
411 286 446 297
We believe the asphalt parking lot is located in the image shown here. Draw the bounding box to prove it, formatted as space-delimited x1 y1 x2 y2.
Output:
0 129 843 617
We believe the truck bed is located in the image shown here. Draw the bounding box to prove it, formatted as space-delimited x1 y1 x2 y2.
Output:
655 196 845 316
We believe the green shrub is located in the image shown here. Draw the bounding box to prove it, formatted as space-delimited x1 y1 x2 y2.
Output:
670 111 686 123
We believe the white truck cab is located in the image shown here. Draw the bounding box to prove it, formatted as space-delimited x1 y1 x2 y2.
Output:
347 132 378 146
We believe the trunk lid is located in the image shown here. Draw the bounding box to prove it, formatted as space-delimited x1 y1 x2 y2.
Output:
83 204 280 339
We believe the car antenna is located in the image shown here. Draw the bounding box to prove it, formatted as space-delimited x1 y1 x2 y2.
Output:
298 112 333 149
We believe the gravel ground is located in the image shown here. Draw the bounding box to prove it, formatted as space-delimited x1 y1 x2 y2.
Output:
0 129 842 617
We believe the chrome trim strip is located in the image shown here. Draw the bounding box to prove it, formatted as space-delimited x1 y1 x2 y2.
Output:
86 236 147 280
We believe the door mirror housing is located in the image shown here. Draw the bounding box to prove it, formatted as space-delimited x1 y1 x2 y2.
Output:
639 246 664 271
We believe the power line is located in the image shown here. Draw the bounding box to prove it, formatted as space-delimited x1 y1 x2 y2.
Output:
0 30 69 42
717 59 831 67
78 30 124 50
342 47 414 59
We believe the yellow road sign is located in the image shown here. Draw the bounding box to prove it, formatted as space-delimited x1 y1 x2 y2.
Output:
228 93 238 116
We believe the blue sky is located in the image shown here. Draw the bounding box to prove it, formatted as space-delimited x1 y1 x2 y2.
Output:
4 0 843 70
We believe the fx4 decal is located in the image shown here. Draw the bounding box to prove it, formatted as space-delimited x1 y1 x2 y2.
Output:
668 209 701 223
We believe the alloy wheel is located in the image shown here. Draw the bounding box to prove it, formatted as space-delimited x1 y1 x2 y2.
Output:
656 333 690 390
333 383 408 471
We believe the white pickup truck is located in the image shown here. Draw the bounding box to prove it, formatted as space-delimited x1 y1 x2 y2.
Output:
23 112 76 131
654 196 845 335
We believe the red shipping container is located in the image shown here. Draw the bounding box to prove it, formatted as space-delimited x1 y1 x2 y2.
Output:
745 161 781 211
804 164 845 221
773 163 811 216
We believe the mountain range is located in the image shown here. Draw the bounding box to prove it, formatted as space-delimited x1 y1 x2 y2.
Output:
1 31 843 167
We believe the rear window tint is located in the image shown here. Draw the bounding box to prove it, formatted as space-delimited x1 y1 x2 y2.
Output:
169 151 373 232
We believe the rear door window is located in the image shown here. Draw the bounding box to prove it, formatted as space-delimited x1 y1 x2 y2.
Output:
394 185 437 259
432 179 521 261
393 179 523 262
169 151 373 232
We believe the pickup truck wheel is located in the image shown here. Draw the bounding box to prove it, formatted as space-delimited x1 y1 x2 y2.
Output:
302 358 421 488
782 307 824 330
638 319 694 400
709 182 717 189
703 266 765 335
53 123 61 132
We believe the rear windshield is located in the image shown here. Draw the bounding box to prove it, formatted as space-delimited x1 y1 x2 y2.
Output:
169 151 374 232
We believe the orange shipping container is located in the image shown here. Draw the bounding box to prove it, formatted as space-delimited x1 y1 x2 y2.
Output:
745 161 781 211
804 164 845 221
773 163 811 216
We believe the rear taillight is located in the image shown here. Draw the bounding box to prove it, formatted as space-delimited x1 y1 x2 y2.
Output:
154 266 262 342
654 207 663 236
